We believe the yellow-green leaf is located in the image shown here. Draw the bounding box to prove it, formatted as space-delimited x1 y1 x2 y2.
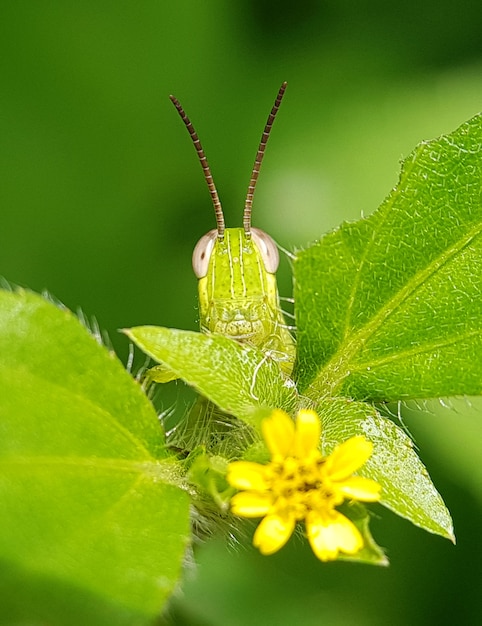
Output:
0 290 190 626
125 326 297 427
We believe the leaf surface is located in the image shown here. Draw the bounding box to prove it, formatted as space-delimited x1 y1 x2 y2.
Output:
126 326 297 427
294 114 482 401
0 290 190 625
317 398 454 540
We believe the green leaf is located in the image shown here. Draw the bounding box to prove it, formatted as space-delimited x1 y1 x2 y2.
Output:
294 114 482 401
336 502 388 566
0 290 190 626
125 326 297 427
317 398 454 540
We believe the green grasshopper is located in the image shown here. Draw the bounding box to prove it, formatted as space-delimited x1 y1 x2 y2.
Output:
169 82 295 375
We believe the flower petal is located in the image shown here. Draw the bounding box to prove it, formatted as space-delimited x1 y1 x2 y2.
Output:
306 510 363 561
227 461 268 491
293 409 321 458
325 437 373 481
230 491 272 517
337 476 381 501
262 409 295 458
253 513 296 555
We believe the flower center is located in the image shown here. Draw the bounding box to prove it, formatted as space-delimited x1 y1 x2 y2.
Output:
266 455 342 519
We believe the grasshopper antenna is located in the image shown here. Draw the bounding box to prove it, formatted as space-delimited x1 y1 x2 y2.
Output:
169 94 225 238
243 81 287 236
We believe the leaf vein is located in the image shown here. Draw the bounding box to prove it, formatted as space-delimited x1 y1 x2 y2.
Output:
341 146 423 341
351 328 482 372
321 217 482 392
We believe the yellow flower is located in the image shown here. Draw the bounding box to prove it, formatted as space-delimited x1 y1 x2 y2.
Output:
227 409 381 561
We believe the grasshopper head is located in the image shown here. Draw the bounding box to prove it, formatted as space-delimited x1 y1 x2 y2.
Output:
193 227 282 345
192 227 281 343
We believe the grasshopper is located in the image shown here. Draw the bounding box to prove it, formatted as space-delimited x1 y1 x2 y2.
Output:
169 82 295 375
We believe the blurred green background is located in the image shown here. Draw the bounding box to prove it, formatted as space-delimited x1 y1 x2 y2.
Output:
1 2 482 625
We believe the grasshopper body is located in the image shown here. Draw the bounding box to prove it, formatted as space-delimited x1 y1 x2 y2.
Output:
170 83 295 374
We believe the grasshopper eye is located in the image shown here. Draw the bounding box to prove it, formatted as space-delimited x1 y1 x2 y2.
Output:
251 227 279 273
192 229 218 278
